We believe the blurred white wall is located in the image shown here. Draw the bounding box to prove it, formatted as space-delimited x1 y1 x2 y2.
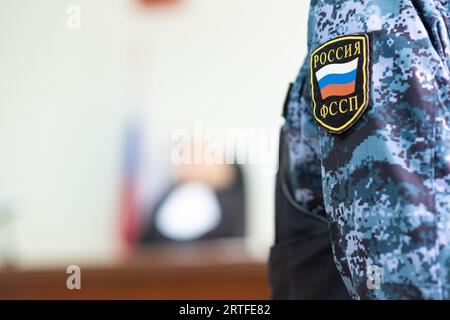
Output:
0 0 309 267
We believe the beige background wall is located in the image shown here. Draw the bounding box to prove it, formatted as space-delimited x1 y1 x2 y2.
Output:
0 0 309 267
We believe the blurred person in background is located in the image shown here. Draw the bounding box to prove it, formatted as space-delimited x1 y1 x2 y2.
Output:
139 162 245 243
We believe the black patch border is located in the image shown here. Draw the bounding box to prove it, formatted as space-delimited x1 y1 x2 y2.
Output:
310 34 371 134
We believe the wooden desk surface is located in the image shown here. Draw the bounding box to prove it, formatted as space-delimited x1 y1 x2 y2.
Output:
0 240 270 300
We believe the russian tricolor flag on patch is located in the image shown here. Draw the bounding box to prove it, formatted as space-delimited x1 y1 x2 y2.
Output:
309 34 370 134
316 57 358 99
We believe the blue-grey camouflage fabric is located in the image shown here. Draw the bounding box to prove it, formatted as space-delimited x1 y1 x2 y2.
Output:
284 0 450 299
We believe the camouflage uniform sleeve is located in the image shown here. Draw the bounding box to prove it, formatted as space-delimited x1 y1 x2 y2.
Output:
269 49 351 298
306 0 450 299
283 62 327 220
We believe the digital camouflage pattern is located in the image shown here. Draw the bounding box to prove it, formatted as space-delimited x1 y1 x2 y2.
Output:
284 0 450 299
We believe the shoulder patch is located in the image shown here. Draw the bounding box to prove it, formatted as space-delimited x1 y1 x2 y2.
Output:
310 34 370 134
